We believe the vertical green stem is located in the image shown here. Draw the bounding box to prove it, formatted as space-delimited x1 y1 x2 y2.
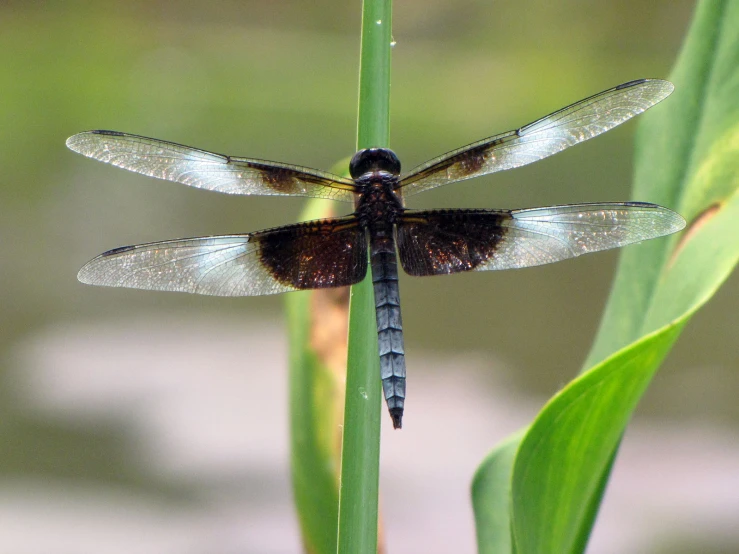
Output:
337 1 392 553
356 1 392 150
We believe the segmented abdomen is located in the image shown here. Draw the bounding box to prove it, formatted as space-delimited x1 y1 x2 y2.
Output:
370 231 406 429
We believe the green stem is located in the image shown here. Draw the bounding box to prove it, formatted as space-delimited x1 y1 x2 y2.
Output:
356 1 392 150
337 1 392 553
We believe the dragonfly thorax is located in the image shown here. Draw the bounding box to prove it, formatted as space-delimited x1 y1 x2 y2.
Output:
355 176 404 228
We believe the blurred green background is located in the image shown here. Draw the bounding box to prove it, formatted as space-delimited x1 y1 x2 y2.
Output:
2 1 738 553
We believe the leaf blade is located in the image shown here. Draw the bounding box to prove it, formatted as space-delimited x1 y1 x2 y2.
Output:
473 2 739 553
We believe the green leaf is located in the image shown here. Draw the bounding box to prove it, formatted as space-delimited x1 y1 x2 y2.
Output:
586 0 739 365
509 322 686 553
286 198 344 554
472 1 739 553
471 432 522 553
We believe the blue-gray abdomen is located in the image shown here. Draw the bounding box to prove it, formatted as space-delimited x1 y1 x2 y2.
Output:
370 231 406 428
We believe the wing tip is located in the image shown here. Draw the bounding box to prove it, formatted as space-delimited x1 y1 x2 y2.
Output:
623 202 687 234
617 77 674 90
665 209 688 234
101 244 137 257
77 263 98 286
65 133 84 152
66 130 126 152
612 79 675 108
77 245 135 285
650 78 675 99
648 206 687 236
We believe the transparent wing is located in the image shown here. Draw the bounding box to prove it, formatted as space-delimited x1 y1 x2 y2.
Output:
67 130 357 201
78 217 368 296
398 79 674 196
397 202 685 276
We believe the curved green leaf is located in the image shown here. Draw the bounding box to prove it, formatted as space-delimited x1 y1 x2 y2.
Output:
471 431 522 553
586 0 739 364
509 323 684 553
473 2 739 553
287 197 344 554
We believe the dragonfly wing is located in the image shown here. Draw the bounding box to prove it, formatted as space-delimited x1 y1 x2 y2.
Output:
78 217 368 296
397 203 685 276
67 130 357 201
398 79 674 196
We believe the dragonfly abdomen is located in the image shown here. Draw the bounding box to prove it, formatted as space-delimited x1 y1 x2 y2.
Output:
370 232 406 429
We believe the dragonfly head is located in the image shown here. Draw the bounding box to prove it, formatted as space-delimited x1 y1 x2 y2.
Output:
350 148 401 179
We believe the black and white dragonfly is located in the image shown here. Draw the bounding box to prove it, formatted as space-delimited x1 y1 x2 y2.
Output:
68 78 685 428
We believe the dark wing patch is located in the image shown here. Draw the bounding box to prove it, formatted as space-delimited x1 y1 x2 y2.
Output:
258 218 368 290
67 130 357 201
78 217 368 296
397 210 510 276
397 203 685 276
398 79 674 196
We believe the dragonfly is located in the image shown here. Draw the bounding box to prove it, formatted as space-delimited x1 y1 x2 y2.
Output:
68 78 685 429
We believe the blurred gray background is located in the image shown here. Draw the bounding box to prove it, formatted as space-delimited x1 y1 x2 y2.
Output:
1 1 738 553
